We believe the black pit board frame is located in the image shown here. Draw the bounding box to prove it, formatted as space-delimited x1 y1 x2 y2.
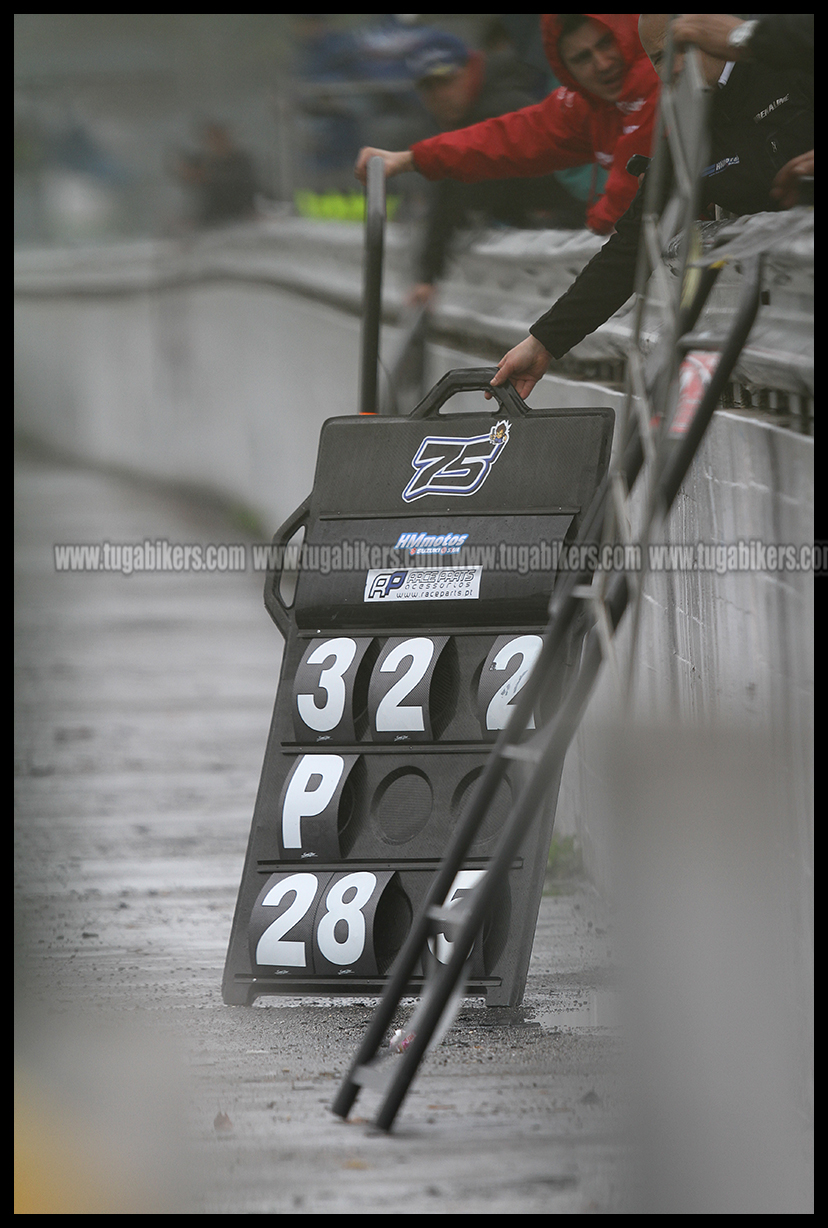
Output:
222 369 614 1008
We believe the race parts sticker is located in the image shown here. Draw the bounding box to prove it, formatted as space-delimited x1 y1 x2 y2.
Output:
364 566 482 603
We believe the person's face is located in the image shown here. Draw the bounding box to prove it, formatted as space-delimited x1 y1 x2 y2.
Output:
418 65 473 126
558 19 626 101
638 14 725 89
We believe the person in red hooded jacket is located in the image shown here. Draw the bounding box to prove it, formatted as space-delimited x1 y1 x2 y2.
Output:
354 14 661 237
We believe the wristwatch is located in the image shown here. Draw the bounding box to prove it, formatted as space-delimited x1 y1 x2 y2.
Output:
727 19 758 53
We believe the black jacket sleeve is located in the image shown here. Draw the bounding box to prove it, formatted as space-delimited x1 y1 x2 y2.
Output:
529 184 644 359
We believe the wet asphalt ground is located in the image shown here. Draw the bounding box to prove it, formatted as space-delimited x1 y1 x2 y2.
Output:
14 445 631 1214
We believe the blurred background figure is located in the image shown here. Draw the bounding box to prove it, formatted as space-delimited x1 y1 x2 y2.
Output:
291 14 436 199
404 24 591 307
169 120 258 231
291 14 366 195
349 13 438 152
15 99 133 244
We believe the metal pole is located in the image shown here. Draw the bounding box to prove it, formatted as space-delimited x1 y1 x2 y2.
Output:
359 156 385 415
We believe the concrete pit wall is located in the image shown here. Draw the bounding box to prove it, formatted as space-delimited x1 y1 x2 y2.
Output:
14 218 813 904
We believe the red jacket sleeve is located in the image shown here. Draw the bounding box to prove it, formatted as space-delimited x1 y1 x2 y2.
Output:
410 89 597 184
585 87 660 234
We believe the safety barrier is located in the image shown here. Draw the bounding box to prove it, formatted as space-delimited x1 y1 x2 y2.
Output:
15 203 813 429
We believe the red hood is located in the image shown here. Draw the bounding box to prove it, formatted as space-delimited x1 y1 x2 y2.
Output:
541 13 654 105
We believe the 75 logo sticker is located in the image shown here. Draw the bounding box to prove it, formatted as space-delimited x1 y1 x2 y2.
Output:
402 421 510 502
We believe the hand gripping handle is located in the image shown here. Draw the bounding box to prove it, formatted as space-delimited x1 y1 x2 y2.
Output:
409 367 531 419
